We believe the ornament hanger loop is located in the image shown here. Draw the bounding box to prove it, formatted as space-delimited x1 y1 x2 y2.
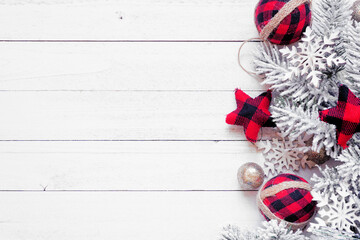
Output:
237 37 264 77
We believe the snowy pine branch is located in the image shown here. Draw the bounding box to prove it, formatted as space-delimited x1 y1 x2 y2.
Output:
311 226 360 240
254 28 342 107
342 22 360 95
270 100 340 157
220 220 309 240
312 0 352 43
336 145 360 201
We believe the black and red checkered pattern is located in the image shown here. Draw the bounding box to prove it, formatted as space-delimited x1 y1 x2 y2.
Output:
226 89 276 142
260 174 316 223
254 0 311 45
319 85 360 149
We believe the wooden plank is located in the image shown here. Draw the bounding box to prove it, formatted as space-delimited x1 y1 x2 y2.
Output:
0 141 262 190
0 0 258 41
0 42 262 90
0 191 263 240
0 141 322 190
0 91 275 140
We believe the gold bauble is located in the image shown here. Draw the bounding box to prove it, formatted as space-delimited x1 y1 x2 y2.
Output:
237 162 264 190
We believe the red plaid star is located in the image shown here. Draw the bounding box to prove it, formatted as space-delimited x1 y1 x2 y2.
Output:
319 85 360 149
226 89 276 142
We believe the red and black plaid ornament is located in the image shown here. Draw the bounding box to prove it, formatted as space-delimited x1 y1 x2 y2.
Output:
319 85 360 149
226 89 276 143
255 0 311 45
257 173 316 230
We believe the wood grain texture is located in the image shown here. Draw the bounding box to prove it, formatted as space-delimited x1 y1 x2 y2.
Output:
0 0 258 41
0 191 263 240
0 141 322 191
0 42 262 90
0 141 261 190
0 91 276 140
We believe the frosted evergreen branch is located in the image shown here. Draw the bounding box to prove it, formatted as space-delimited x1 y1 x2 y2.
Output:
280 28 345 88
254 31 340 107
220 220 309 240
311 227 360 240
336 145 360 201
312 0 352 44
270 100 340 157
342 22 360 95
312 0 360 94
311 166 343 195
311 147 360 234
221 225 260 240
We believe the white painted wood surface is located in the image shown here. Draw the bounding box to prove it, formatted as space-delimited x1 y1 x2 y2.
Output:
0 42 261 90
0 91 276 140
0 0 259 40
0 141 263 190
0 0 322 239
0 192 260 240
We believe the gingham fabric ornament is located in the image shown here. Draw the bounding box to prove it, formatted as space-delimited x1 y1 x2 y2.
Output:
226 89 276 143
255 0 312 45
257 173 316 230
319 85 360 149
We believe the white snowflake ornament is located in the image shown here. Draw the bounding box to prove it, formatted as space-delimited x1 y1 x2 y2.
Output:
310 187 359 234
256 133 313 176
280 27 346 88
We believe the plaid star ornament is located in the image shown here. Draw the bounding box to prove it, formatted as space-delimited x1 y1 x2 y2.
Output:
226 89 276 142
319 85 360 149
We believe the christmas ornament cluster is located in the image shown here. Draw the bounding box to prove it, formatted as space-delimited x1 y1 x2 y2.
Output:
222 0 360 238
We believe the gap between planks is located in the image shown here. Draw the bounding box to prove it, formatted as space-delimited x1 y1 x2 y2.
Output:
0 40 262 42
0 140 248 142
0 190 255 192
0 90 261 92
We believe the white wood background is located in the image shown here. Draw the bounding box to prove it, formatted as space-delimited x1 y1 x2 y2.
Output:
0 0 324 239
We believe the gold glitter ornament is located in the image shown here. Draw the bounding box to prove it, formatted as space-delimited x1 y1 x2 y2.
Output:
237 162 265 190
352 0 360 22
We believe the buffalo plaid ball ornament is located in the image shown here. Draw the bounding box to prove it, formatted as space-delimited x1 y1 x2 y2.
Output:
257 174 317 230
255 0 312 45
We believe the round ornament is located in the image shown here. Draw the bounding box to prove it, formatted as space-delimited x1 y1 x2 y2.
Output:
254 0 312 45
237 162 264 190
352 0 360 22
257 173 316 230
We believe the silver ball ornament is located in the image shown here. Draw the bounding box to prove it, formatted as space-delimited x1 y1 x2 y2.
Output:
352 0 360 22
237 162 264 190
